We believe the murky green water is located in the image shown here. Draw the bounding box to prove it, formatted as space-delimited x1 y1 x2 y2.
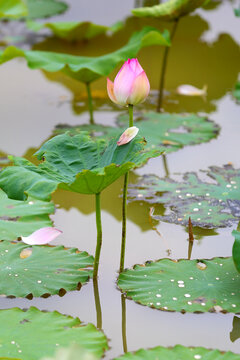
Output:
0 0 240 358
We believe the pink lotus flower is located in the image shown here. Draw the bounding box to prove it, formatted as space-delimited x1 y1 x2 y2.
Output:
117 127 139 146
107 58 150 106
21 227 62 245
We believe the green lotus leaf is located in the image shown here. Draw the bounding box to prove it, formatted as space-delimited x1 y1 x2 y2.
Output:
0 307 108 359
128 164 240 228
233 82 240 101
0 27 170 84
132 0 210 20
118 257 240 313
0 0 28 18
115 344 240 359
0 241 93 297
232 229 240 273
26 0 68 19
234 7 240 17
55 112 219 154
27 20 123 41
0 133 162 199
0 188 54 241
41 344 98 360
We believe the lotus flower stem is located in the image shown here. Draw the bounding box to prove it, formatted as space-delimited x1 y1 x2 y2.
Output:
93 278 102 329
93 193 102 278
121 293 128 353
157 19 179 112
119 105 133 273
86 82 94 125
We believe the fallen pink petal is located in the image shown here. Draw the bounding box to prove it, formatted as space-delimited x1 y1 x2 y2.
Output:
117 126 139 146
21 227 62 245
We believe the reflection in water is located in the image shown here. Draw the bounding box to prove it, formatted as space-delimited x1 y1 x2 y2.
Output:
93 279 102 330
33 13 240 116
187 217 194 260
121 294 128 353
230 316 240 343
162 154 170 177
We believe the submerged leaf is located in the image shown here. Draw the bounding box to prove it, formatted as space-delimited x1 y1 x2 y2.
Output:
55 112 219 154
0 307 108 359
0 133 162 198
118 257 240 313
27 21 122 41
0 0 28 18
115 344 240 359
0 188 54 241
0 27 170 84
128 164 240 228
0 241 93 297
132 0 210 20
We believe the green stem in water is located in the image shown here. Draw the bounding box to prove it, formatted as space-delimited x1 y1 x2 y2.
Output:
121 293 128 353
157 19 179 112
162 154 170 177
93 278 102 329
86 82 94 125
119 105 133 273
93 193 102 279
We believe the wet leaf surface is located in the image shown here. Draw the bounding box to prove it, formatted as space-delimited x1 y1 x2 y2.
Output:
118 257 240 313
115 344 240 359
128 165 240 228
0 189 54 241
0 307 108 359
55 112 219 154
0 133 162 198
0 241 93 297
0 27 170 84
132 0 209 20
232 229 240 272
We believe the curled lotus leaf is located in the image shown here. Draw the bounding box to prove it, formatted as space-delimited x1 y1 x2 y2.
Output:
118 257 240 313
0 27 170 84
232 229 240 273
132 0 210 20
26 0 68 19
0 307 108 359
0 241 93 298
27 20 123 41
55 112 220 154
128 164 240 228
0 188 54 241
0 0 28 18
115 344 240 359
0 132 162 199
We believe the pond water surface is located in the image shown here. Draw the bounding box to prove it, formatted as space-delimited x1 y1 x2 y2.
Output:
0 0 240 358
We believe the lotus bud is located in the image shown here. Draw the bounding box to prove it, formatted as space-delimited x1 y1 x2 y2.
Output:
107 58 150 106
117 126 139 146
21 227 62 245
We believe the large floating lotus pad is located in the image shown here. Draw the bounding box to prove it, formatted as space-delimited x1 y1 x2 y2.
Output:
55 112 219 154
0 241 93 297
0 307 108 359
128 164 240 228
0 188 54 241
26 0 68 19
0 27 170 84
115 344 240 359
132 0 210 20
118 257 240 313
0 133 162 199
